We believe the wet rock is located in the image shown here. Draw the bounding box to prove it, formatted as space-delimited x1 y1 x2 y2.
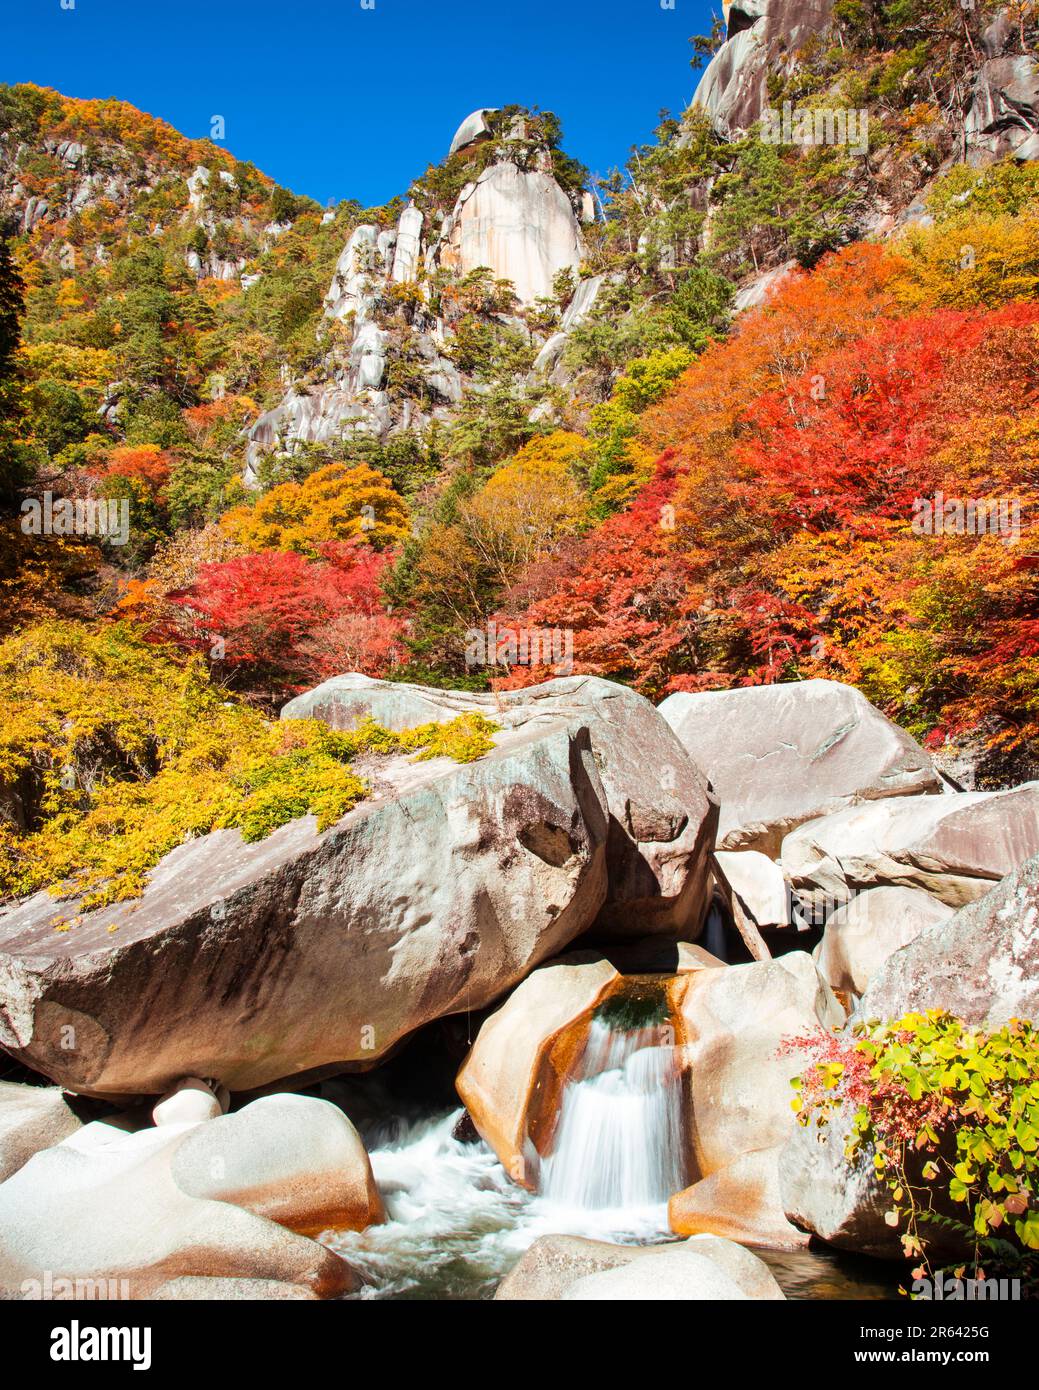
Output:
675 951 844 1178
456 952 621 1187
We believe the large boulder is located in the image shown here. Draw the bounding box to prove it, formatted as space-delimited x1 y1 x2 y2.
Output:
669 951 843 1242
0 1081 82 1181
0 720 610 1097
778 1104 905 1260
779 1102 973 1263
561 1245 766 1301
713 850 790 930
496 1232 784 1301
781 856 1039 1257
170 1094 384 1234
0 1121 355 1299
668 1145 806 1249
676 951 843 1173
456 943 733 1189
857 852 1039 1028
813 886 954 997
455 952 622 1187
783 784 1039 912
284 674 718 939
658 680 939 856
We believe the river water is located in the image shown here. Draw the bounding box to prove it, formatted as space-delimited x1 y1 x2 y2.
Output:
325 1019 900 1303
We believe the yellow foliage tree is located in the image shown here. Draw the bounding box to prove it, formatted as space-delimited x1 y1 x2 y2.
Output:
891 214 1039 311
412 432 589 627
219 462 409 555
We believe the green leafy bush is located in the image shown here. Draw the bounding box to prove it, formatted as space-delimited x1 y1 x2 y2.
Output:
791 1011 1039 1286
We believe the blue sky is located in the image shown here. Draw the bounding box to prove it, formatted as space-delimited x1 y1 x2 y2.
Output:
3 0 718 207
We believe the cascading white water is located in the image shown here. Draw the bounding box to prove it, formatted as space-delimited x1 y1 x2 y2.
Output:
539 1017 687 1211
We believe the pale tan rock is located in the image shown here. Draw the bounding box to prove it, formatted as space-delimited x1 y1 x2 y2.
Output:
813 886 954 996
783 783 1039 911
494 1234 641 1300
152 1277 319 1300
669 1145 808 1249
456 952 621 1187
152 1077 225 1128
171 1094 384 1234
284 673 719 941
714 850 789 929
0 1123 355 1299
675 951 843 1177
0 1081 81 1181
659 679 939 856
434 161 583 306
496 1232 783 1300
0 720 609 1097
562 1248 748 1300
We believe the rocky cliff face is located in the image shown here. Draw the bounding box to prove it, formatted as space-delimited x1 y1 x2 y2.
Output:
690 0 836 137
243 109 590 482
692 0 1039 174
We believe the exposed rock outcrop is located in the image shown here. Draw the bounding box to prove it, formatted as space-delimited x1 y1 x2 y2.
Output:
243 111 586 482
429 160 583 307
689 0 835 137
966 55 1039 165
449 109 495 157
658 679 940 857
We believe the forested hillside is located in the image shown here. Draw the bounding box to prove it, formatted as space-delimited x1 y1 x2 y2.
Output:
1 0 1037 886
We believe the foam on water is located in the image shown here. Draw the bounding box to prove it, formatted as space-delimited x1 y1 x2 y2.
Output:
327 1018 688 1298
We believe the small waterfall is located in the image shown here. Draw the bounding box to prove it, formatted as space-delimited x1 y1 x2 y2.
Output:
540 1013 687 1211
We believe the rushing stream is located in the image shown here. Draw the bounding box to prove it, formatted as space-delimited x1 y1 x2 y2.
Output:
324 1003 900 1300
324 1105 899 1300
